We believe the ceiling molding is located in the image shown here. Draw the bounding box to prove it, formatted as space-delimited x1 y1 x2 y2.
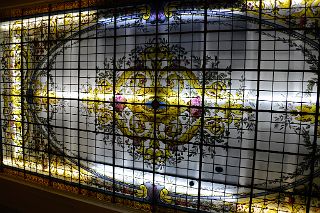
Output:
0 0 148 21
0 0 102 21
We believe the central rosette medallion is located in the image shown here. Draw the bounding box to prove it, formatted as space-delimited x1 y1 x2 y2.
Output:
82 39 253 168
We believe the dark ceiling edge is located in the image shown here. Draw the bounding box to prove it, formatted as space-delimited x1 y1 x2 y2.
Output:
0 173 141 213
0 0 68 10
0 0 146 21
0 0 245 21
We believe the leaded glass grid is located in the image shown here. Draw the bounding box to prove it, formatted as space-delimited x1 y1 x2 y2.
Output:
0 0 320 212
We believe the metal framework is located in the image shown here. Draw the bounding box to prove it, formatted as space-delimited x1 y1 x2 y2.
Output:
0 0 320 212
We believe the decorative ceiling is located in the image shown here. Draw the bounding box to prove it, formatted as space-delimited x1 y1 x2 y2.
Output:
0 1 320 212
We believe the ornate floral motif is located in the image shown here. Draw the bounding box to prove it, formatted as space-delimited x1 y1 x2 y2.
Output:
0 10 97 172
135 185 148 199
82 38 255 168
245 0 320 30
1 2 320 213
274 101 319 179
293 104 319 125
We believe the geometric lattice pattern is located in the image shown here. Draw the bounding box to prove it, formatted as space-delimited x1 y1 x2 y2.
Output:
1 1 320 212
